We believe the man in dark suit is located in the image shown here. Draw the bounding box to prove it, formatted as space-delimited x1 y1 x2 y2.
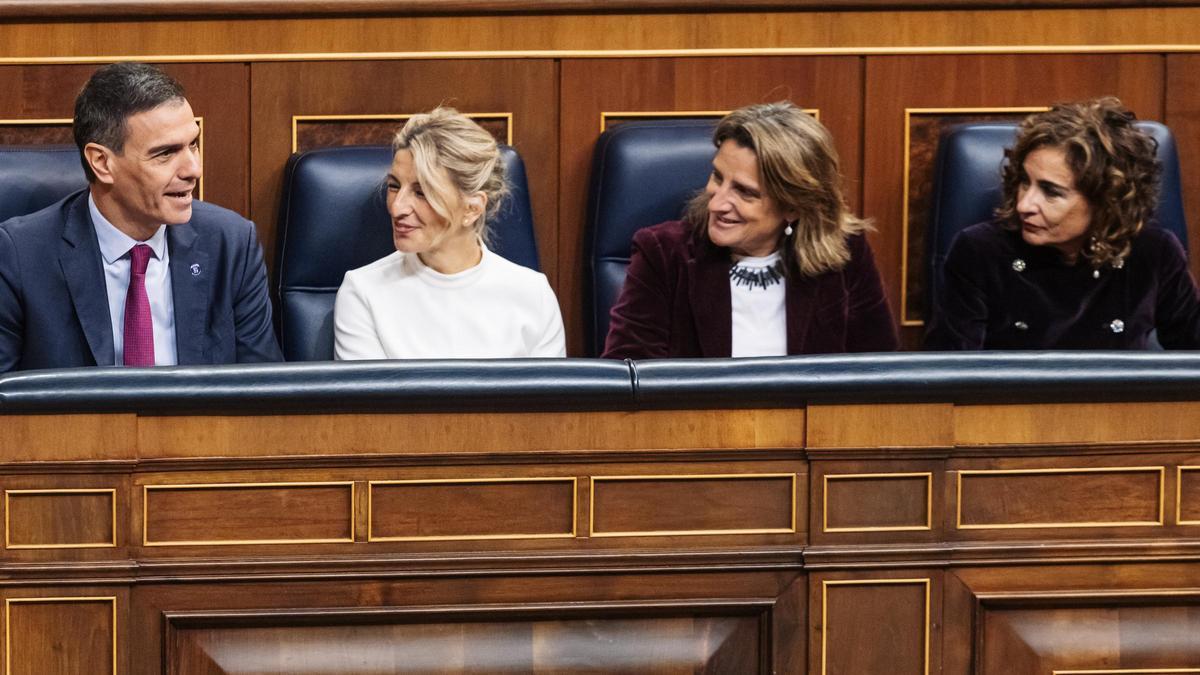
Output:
0 62 282 372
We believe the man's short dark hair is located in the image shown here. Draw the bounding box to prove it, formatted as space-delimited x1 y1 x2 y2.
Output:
73 62 186 182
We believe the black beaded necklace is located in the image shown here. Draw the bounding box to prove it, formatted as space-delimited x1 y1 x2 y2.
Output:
729 259 786 290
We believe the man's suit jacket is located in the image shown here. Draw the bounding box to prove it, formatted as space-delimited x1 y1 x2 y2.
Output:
0 189 283 372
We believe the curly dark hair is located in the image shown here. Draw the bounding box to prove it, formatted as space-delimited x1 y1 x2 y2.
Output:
996 97 1161 268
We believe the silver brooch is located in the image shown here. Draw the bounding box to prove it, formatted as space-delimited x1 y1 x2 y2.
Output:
1011 258 1026 272
1109 319 1125 334
1014 321 1029 331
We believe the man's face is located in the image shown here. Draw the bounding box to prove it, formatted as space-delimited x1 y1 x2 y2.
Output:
97 99 201 239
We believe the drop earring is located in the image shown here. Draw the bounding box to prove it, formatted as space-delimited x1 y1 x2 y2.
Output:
784 221 795 237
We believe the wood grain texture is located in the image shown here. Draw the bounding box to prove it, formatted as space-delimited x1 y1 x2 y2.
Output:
591 474 796 536
134 409 806 458
4 0 1198 20
4 597 115 675
862 53 1164 347
5 9 1200 59
0 414 136 463
812 575 934 675
559 56 862 354
5 490 114 548
807 403 952 448
247 59 558 280
369 479 575 540
1165 54 1200 287
954 401 1200 446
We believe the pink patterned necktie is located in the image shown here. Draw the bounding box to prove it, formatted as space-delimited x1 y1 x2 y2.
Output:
123 243 155 367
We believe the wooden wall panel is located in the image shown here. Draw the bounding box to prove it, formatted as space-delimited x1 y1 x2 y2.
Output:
1165 54 1200 286
814 577 932 675
4 489 115 549
4 596 116 675
559 56 862 355
590 474 796 536
862 53 1164 348
369 478 576 541
247 60 559 280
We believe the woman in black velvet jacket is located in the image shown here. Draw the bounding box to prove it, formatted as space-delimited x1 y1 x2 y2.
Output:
925 98 1200 350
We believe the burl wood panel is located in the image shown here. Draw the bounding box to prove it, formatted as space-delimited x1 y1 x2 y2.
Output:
957 467 1163 529
5 490 114 548
863 53 1164 347
143 482 353 545
558 56 862 355
167 610 764 674
590 474 795 536
248 60 559 278
4 597 115 675
818 579 929 675
369 478 575 540
822 473 930 532
979 600 1200 674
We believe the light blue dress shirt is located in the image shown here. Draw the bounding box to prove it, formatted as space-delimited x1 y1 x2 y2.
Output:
88 195 178 366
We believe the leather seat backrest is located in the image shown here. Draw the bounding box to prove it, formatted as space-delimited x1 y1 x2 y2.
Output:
584 119 717 356
927 120 1188 316
275 144 539 361
0 145 88 224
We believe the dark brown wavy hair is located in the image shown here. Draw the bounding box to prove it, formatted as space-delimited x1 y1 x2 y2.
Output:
684 101 868 277
997 97 1160 267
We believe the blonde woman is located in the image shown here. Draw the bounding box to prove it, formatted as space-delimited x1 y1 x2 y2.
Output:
603 101 897 358
334 108 565 359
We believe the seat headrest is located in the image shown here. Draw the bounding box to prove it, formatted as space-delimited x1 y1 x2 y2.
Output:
0 145 88 225
584 119 717 355
274 144 539 361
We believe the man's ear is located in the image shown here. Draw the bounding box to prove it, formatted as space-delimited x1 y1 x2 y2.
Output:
462 192 488 228
83 143 116 185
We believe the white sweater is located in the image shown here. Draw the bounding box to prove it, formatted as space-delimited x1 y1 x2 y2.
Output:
333 248 566 359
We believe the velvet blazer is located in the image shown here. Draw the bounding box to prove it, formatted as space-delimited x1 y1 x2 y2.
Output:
0 189 283 372
925 220 1200 350
602 220 898 359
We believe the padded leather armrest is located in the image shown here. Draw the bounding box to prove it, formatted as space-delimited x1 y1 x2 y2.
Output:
631 352 1200 408
0 359 634 414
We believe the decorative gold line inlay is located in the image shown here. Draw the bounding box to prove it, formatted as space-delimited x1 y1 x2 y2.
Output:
1178 465 1200 526
956 466 1166 530
366 476 578 542
142 481 355 547
820 578 930 675
588 473 797 538
291 112 514 153
822 472 933 533
1056 662 1200 667
899 106 1049 327
4 488 117 550
4 596 117 675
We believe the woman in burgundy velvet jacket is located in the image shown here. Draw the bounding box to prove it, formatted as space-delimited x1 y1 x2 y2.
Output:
925 98 1200 350
602 102 898 359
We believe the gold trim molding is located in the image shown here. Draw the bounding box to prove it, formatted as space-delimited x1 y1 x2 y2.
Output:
367 476 578 542
822 472 932 533
956 466 1166 530
820 578 931 675
589 472 797 538
291 112 514 153
4 488 117 550
4 596 117 675
1178 465 1200 526
142 481 355 546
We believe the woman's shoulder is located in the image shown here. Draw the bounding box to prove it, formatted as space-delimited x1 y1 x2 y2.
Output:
631 219 693 248
483 250 555 289
1131 226 1186 255
341 251 407 287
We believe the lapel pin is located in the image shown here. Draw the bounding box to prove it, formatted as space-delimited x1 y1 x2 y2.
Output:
190 263 201 276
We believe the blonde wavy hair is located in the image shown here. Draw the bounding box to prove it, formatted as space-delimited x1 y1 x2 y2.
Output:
392 107 509 243
996 97 1160 268
686 101 869 277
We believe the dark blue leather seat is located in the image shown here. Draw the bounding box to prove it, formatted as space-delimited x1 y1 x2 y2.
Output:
0 145 88 225
274 144 540 362
584 119 717 356
927 121 1188 316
